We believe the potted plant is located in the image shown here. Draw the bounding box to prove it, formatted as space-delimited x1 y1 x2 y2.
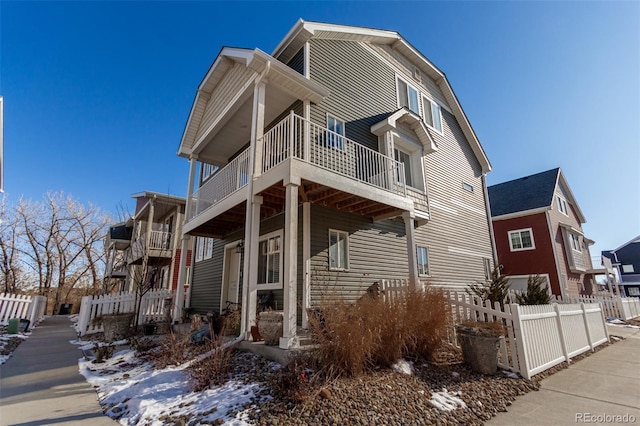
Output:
102 311 135 342
455 320 504 374
258 310 283 346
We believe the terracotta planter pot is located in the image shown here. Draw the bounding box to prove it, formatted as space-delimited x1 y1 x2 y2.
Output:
102 313 134 342
258 311 283 346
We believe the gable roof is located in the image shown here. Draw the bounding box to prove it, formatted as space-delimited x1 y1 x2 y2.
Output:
272 19 491 174
488 168 586 222
488 168 560 217
605 235 640 255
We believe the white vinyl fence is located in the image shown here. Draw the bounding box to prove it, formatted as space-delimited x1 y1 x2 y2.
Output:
0 293 47 327
76 289 173 336
555 294 640 321
445 290 609 379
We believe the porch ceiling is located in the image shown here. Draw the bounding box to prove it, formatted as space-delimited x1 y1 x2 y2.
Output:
197 84 300 166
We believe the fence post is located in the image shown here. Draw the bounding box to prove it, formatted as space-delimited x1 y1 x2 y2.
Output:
510 304 531 379
553 304 570 364
77 296 92 336
580 303 594 351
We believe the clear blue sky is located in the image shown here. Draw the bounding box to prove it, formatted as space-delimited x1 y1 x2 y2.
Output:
2 1 638 257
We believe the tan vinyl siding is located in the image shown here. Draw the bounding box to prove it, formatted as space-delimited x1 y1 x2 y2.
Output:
415 108 493 289
195 63 254 142
287 47 305 75
309 39 396 150
309 204 408 306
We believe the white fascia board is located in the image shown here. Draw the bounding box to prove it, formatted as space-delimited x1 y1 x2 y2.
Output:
491 206 549 221
556 170 586 223
559 222 584 236
370 108 437 153
271 18 306 58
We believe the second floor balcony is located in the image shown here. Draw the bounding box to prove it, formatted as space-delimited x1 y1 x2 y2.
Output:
187 113 418 227
129 230 174 265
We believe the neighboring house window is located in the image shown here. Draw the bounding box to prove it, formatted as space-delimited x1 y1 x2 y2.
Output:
202 163 218 182
569 233 581 252
622 264 635 273
416 246 429 276
422 96 443 133
258 231 282 288
508 228 535 251
195 237 214 262
329 229 349 270
394 148 414 187
557 195 568 216
327 114 345 149
483 258 492 280
397 77 420 115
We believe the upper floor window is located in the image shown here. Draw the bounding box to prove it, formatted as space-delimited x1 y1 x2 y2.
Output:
258 230 282 289
201 163 218 183
394 148 414 188
397 77 420 115
557 195 568 216
508 228 535 251
195 237 214 262
423 96 443 133
569 233 581 252
329 229 349 270
326 114 345 150
416 246 430 276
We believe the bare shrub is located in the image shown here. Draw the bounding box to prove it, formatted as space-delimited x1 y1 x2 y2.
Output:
148 332 193 369
308 287 450 377
189 333 233 391
270 354 316 404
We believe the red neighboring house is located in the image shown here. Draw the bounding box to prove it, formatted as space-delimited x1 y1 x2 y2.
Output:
488 168 598 297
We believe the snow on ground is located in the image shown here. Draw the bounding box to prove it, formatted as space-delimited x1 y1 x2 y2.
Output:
78 347 268 425
607 318 640 329
429 388 467 411
0 327 33 365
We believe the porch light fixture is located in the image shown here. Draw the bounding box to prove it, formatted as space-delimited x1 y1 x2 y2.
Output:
236 241 244 253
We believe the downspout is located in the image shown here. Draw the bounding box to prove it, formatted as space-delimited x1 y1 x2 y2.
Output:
481 174 498 266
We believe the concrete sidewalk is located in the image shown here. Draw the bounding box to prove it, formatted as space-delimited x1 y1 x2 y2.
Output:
0 316 117 426
489 324 640 425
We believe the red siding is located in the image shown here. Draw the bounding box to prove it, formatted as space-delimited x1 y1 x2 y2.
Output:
492 212 562 295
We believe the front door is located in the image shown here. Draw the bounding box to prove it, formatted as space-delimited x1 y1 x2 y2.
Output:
224 248 241 308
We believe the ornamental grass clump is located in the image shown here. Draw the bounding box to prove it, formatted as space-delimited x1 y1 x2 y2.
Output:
308 287 450 377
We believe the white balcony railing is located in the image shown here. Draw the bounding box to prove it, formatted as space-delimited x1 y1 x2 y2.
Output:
188 148 250 221
262 113 406 196
148 230 172 250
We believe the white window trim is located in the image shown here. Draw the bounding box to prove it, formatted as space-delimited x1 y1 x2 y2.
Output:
326 112 346 150
508 228 536 252
422 95 443 134
391 131 425 192
329 229 350 271
201 163 218 183
396 75 421 116
570 233 582 252
257 229 284 290
462 182 474 193
557 195 569 216
416 245 430 277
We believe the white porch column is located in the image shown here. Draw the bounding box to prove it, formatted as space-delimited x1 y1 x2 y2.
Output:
403 211 419 290
280 181 299 349
241 195 262 337
145 197 156 249
173 155 198 323
301 201 311 328
252 81 266 178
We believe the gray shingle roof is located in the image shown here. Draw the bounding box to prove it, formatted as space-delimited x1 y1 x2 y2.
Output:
488 168 560 217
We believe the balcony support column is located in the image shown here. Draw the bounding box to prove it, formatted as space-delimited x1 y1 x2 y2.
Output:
173 154 198 323
280 181 299 349
403 211 419 291
144 198 155 251
241 195 262 338
301 201 311 328
252 81 266 178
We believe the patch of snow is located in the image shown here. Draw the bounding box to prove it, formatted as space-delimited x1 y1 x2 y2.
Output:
502 370 520 379
451 371 460 379
430 388 467 411
392 358 414 375
79 348 267 425
0 354 10 364
607 322 640 329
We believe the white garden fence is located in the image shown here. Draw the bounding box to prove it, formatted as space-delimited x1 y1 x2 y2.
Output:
445 290 609 379
555 294 640 321
76 289 173 336
0 293 47 327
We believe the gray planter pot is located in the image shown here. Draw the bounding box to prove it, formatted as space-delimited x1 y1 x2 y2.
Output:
456 326 501 375
258 311 284 346
103 313 134 342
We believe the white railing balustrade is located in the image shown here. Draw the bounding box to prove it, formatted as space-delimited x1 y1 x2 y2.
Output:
189 148 250 221
148 230 172 250
262 113 406 196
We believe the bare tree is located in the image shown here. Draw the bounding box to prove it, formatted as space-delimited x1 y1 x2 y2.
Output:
0 197 23 293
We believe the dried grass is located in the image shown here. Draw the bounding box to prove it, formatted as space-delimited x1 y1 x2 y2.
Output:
189 332 234 391
308 288 450 377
